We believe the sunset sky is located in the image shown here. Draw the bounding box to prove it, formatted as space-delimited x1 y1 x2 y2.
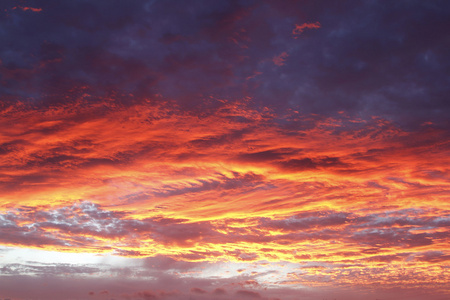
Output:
1 1 450 300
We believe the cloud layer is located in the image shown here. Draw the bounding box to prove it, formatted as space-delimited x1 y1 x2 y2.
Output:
1 0 450 299
1 0 449 126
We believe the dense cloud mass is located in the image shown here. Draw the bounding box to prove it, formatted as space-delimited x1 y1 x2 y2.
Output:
0 0 449 300
1 0 450 127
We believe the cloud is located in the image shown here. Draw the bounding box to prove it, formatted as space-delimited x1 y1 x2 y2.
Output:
134 290 157 299
1 1 448 128
1 1 450 299
259 211 350 232
213 288 227 295
235 290 261 298
1 201 449 270
273 52 289 66
292 22 321 37
414 251 450 263
276 156 346 172
235 148 299 163
190 287 207 294
0 263 100 276
12 6 43 12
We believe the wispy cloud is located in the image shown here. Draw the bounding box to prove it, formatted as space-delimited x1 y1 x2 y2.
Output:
292 22 321 37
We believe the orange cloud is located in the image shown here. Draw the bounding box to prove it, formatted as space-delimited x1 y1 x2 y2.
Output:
0 99 449 294
12 6 43 12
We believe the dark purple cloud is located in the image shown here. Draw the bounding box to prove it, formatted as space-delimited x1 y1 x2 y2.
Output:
1 0 449 128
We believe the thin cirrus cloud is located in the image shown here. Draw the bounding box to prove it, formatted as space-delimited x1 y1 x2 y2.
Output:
1 0 450 300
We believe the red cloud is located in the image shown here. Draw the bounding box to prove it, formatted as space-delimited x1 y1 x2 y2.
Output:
292 22 321 37
273 52 289 66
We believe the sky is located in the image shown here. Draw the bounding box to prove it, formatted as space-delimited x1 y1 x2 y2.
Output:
0 0 449 299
